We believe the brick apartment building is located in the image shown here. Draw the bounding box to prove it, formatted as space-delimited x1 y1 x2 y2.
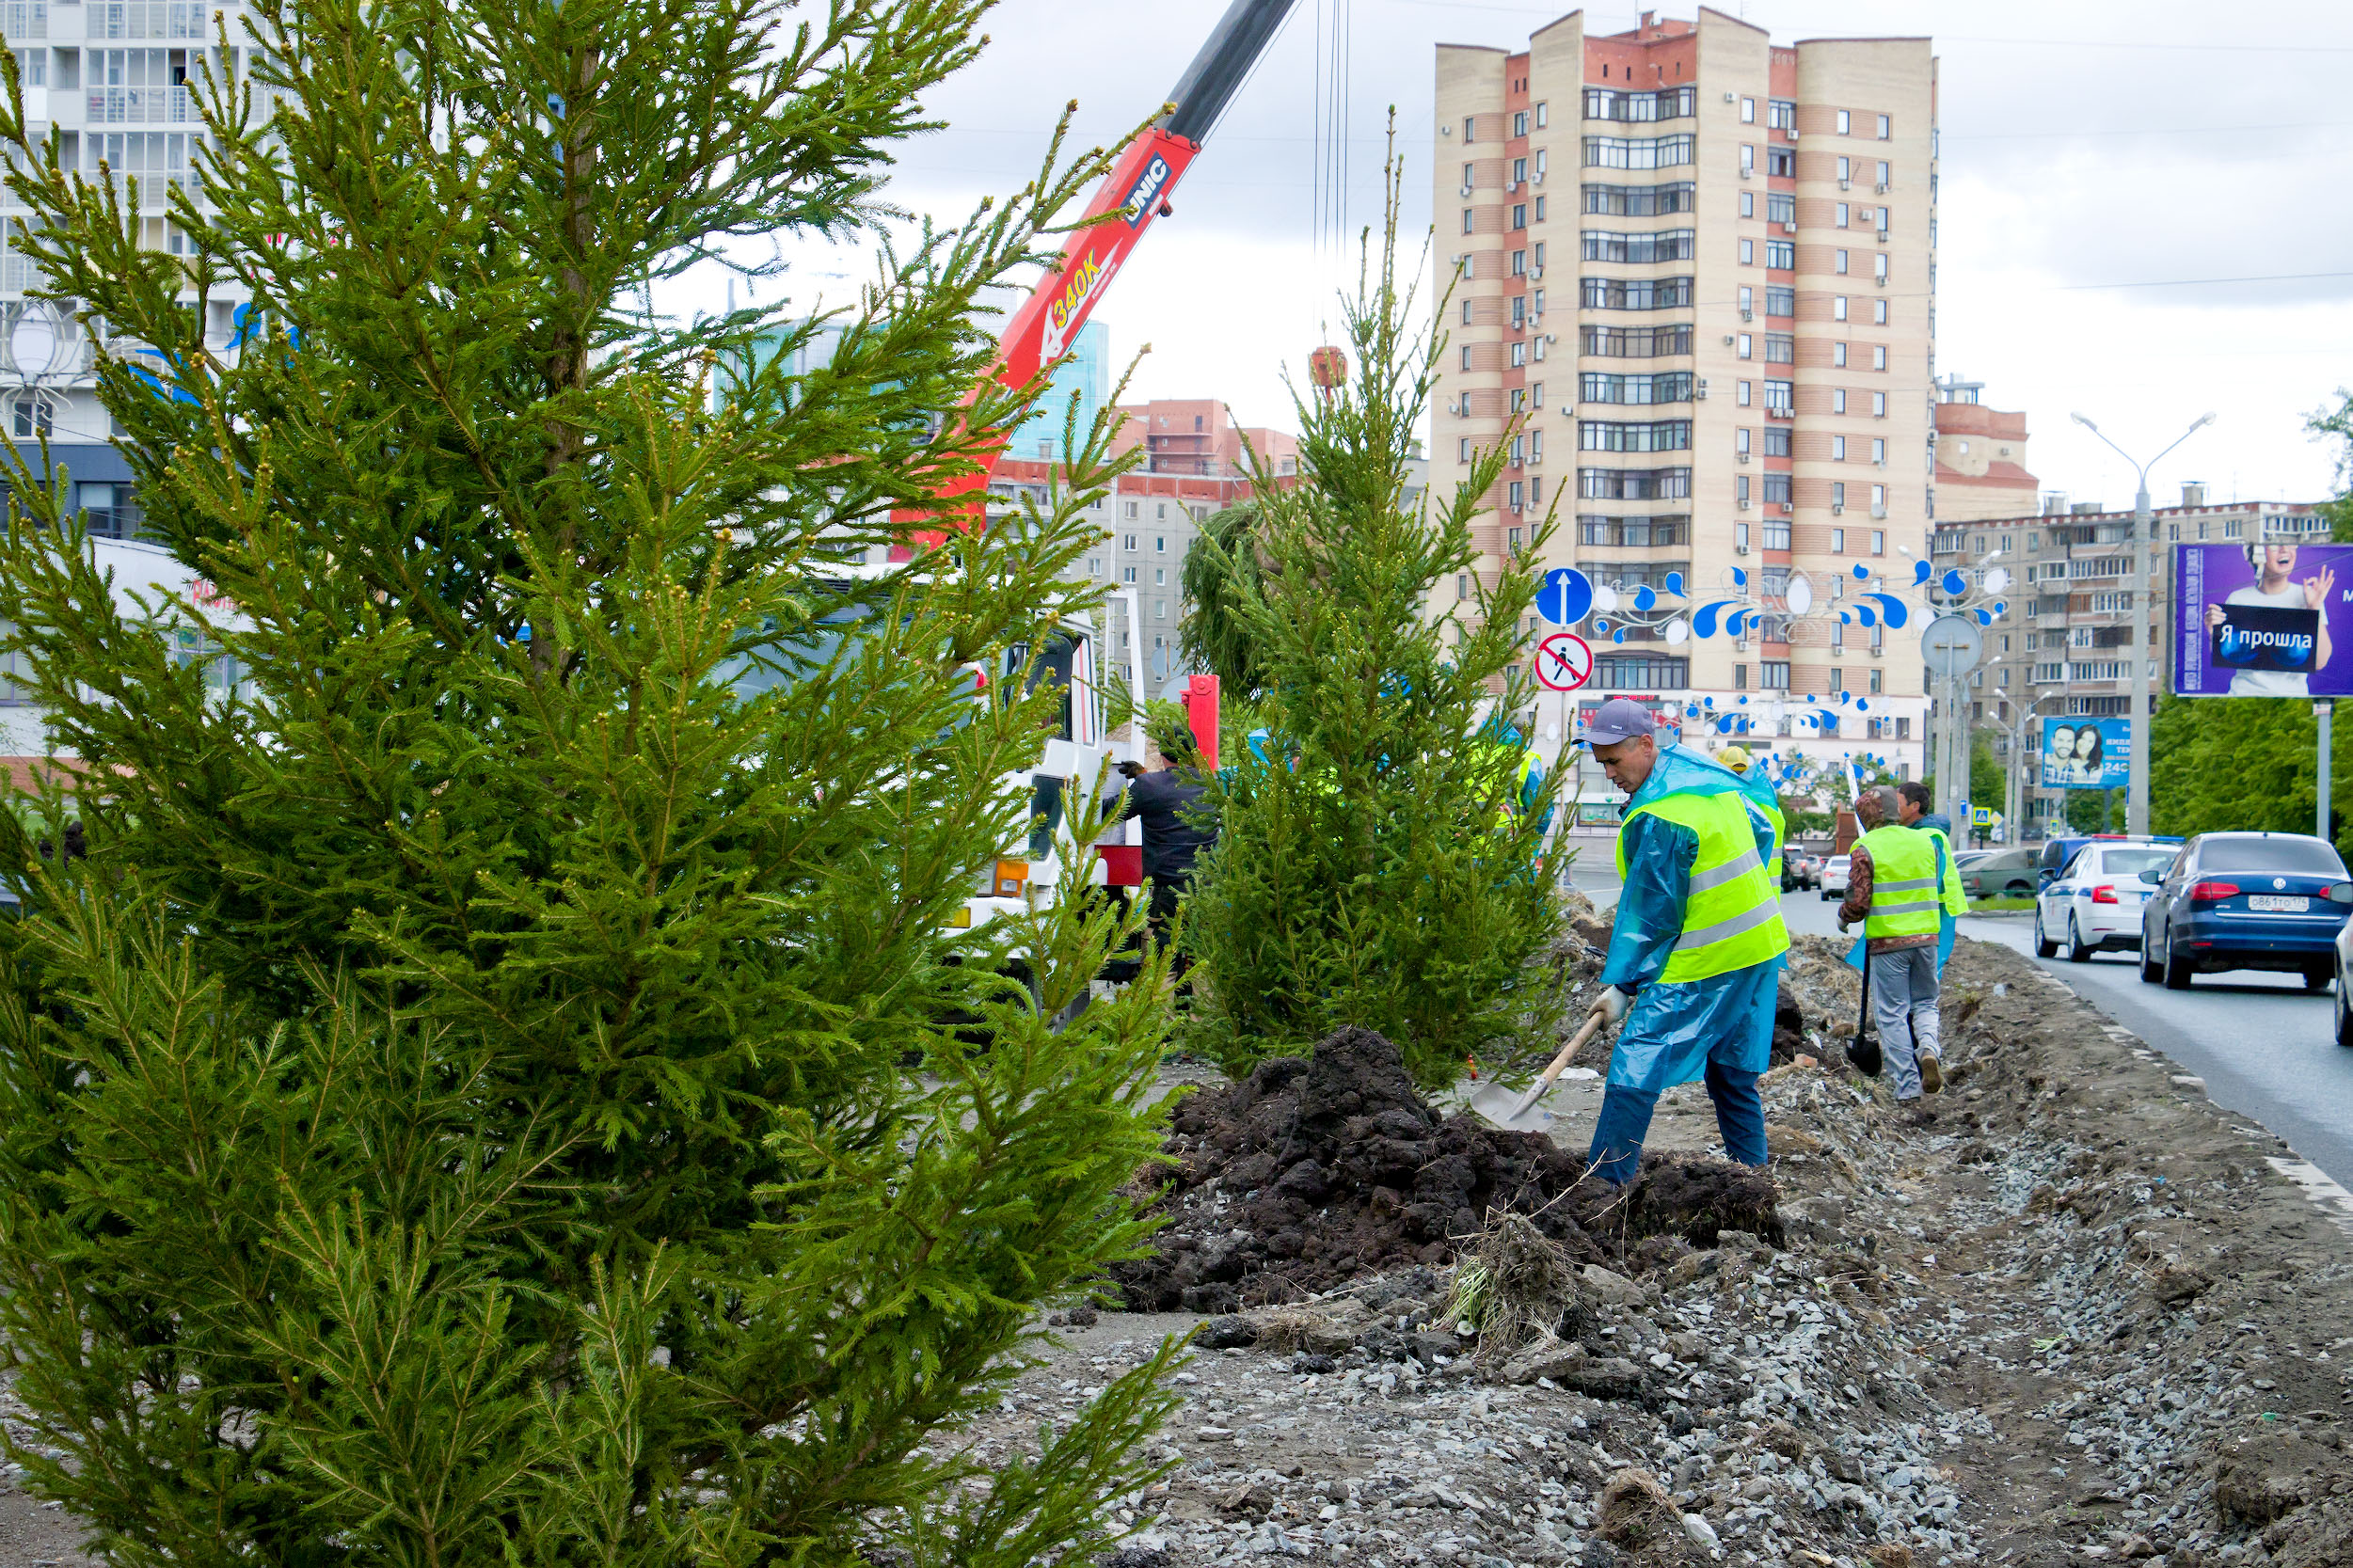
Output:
1432 8 1938 792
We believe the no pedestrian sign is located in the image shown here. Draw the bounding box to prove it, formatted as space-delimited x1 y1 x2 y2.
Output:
1536 631 1593 692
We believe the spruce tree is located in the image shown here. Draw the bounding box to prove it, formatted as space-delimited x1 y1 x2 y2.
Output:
0 1 1182 1560
1178 154 1566 1089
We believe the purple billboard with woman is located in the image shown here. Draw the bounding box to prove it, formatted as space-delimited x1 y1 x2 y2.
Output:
2173 542 2353 698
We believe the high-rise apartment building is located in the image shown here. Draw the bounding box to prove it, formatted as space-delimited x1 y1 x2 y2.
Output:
1434 8 1937 782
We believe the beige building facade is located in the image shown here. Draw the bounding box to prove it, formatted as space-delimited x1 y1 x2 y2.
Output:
1433 8 1937 785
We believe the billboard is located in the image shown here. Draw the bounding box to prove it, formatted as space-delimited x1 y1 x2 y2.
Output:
2039 717 2130 791
2173 542 2353 698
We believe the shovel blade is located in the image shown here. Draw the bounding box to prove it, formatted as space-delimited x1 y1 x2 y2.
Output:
1469 1080 1555 1132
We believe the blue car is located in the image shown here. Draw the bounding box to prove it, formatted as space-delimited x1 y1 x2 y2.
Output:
2138 832 2353 990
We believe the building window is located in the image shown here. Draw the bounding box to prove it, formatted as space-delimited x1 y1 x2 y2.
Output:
1872 437 1886 463
1458 436 1471 463
1511 341 1527 366
1832 481 1846 508
1737 332 1752 358
1737 474 1751 509
1877 114 1891 139
1464 116 1476 142
1596 655 1690 690
1155 535 1166 551
1461 345 1473 371
1761 661 1791 689
1738 380 1752 405
1121 565 1137 582
1832 436 1846 461
1511 248 1527 276
1154 601 1166 619
1831 528 1845 552
1767 145 1794 178
1874 298 1888 325
1766 285 1795 316
1740 238 1754 265
1457 574 1470 600
1767 191 1795 225
1741 190 1755 218
1872 390 1887 417
1582 135 1696 169
1872 344 1888 371
1833 341 1848 368
1833 295 1848 322
9 391 53 439
1462 208 1475 234
1835 248 1850 275
1875 252 1890 281
1763 473 1791 506
1536 102 1548 128
1735 662 1749 689
1765 239 1794 269
1836 109 1852 135
1877 159 1891 186
1833 388 1848 415
1736 520 1751 550
1513 109 1529 137
1765 334 1794 364
1511 203 1527 230
1741 97 1756 123
1871 484 1887 512
1871 530 1884 555
1768 99 1795 131
1836 201 1850 229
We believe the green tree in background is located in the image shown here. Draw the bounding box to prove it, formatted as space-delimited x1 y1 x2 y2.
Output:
0 1 1182 1560
1179 499 1269 695
1179 157 1566 1090
1970 730 2006 821
2151 694 2352 860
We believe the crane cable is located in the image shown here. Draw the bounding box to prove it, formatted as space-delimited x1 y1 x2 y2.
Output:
1311 0 1351 265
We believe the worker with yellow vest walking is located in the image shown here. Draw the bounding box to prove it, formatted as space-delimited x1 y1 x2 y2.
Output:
1580 699 1789 1186
1837 784 1947 1100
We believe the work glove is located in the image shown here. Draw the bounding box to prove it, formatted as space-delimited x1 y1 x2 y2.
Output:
1589 985 1630 1025
1836 916 1851 935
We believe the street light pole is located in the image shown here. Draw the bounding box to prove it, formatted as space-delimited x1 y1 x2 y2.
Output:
2068 411 2218 837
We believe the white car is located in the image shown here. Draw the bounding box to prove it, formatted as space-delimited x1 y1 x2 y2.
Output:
2034 841 2180 962
1817 854 1852 901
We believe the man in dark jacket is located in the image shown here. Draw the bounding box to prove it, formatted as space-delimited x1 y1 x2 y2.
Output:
1119 715 1217 975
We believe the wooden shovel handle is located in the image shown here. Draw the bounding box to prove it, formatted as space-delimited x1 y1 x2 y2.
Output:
1532 1006 1610 1091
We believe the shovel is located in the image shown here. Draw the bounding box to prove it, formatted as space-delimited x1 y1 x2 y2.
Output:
1844 942 1884 1077
1470 1007 1613 1132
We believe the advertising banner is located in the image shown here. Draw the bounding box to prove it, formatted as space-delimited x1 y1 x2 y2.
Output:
2039 717 2130 791
2173 542 2353 697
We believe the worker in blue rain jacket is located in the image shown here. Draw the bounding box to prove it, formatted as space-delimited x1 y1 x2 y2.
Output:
1582 698 1790 1185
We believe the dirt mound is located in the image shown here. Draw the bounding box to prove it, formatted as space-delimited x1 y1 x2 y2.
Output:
1109 1026 1780 1312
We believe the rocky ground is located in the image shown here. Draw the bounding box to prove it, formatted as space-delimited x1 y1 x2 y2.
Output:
3 938 2347 1568
953 938 2353 1568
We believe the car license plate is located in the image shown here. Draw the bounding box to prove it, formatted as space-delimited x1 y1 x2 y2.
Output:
2248 895 2309 912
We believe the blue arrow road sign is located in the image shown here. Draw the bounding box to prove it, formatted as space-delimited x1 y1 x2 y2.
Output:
1536 567 1593 626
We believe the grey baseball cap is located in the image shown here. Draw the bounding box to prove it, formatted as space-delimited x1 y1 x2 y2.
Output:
1582 697 1658 748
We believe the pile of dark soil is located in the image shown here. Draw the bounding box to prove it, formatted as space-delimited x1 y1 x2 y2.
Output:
1110 1026 1780 1312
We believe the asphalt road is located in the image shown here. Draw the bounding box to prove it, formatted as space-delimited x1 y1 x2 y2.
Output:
1773 887 2353 1191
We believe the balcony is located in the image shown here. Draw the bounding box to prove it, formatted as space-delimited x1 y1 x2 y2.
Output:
86 85 200 124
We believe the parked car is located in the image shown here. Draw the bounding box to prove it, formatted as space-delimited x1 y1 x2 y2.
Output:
1817 854 1852 901
1953 848 1996 871
2139 832 2353 990
1781 848 1820 892
2034 841 2180 961
1959 847 2039 900
2330 918 2353 1046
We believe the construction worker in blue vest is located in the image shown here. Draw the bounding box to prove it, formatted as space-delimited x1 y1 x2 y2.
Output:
1582 698 1790 1186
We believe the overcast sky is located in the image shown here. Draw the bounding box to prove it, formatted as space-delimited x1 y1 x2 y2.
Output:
692 0 2353 509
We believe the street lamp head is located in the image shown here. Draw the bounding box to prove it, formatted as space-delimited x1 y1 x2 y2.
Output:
2071 412 2096 430
2197 412 2218 428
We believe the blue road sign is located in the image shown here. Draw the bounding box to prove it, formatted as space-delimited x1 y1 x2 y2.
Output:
1536 567 1593 626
